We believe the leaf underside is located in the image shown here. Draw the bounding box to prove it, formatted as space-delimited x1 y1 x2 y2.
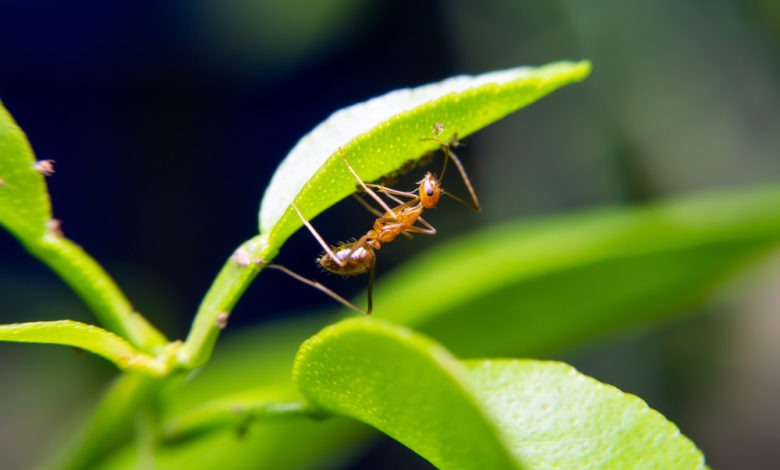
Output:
258 61 591 254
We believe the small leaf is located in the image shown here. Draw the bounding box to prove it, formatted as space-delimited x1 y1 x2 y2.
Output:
0 99 52 240
0 320 169 376
259 61 591 252
372 184 780 357
293 318 705 469
293 317 520 470
466 360 704 469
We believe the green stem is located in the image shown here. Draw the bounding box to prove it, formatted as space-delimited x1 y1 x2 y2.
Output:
23 232 167 352
40 372 165 470
161 397 313 443
178 234 272 368
135 407 158 470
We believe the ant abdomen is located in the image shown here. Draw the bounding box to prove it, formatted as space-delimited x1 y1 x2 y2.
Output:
319 242 375 276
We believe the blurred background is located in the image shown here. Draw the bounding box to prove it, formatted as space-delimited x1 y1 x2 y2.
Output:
1 0 779 468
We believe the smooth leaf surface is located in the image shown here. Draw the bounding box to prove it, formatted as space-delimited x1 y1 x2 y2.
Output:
0 99 51 240
466 359 705 469
293 317 521 470
259 61 590 252
371 184 780 357
0 320 169 376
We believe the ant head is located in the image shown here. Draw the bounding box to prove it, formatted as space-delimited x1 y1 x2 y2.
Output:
419 172 440 208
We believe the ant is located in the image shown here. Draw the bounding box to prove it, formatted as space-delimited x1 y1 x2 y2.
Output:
262 132 480 315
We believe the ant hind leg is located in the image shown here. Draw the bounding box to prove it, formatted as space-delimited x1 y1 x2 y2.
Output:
263 263 369 315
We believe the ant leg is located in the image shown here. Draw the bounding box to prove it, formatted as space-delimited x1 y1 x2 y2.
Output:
409 215 437 235
442 145 481 212
340 148 398 219
290 202 346 267
366 262 375 315
365 184 418 200
352 193 385 218
404 222 437 235
378 191 406 206
441 189 480 212
263 263 368 315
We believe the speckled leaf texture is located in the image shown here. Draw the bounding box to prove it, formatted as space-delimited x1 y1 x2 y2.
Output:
466 360 704 469
294 318 705 470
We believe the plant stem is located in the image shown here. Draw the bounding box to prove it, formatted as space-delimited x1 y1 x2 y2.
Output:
178 234 272 368
23 232 167 352
40 372 165 470
161 397 314 443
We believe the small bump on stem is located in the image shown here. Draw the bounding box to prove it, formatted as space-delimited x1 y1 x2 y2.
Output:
46 218 64 238
231 247 252 266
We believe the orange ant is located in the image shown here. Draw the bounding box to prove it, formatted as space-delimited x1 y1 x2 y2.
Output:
263 133 480 314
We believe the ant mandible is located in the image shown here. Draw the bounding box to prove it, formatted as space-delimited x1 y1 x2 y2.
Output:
263 131 480 315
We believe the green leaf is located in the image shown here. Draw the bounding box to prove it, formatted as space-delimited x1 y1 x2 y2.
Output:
372 184 780 357
465 359 705 469
293 317 520 470
0 99 51 240
0 320 170 376
258 61 591 252
293 318 705 470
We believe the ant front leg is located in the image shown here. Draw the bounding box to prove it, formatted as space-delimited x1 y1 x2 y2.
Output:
366 262 375 315
365 183 419 201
